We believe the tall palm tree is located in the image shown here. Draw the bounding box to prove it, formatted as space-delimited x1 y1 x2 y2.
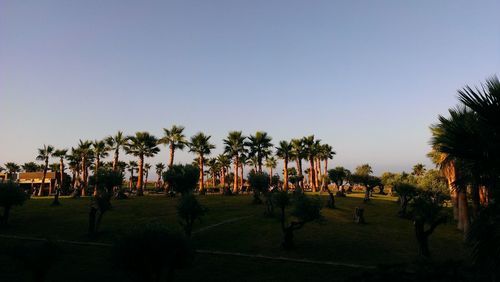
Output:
276 140 292 190
67 148 82 189
21 162 40 172
92 140 109 195
158 125 187 168
77 140 93 196
430 107 479 233
265 156 277 184
223 131 246 193
217 154 231 188
291 138 306 189
189 132 215 193
155 163 165 189
53 149 68 189
207 158 219 187
302 136 320 192
127 161 138 189
4 162 20 181
125 132 160 196
319 144 335 189
246 131 273 173
36 145 55 196
106 131 129 171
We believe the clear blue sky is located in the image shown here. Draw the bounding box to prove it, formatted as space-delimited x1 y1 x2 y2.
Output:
1 0 499 175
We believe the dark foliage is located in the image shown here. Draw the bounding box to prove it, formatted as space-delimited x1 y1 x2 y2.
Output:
162 165 199 196
177 194 207 237
113 223 193 282
0 181 28 226
7 240 60 282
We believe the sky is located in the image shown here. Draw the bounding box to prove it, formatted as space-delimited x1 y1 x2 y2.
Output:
1 0 499 176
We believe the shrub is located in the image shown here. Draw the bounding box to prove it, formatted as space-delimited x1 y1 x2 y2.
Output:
0 181 28 226
177 194 207 237
162 165 199 196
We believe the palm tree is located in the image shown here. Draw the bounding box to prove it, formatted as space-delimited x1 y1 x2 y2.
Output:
223 131 246 193
246 131 273 173
207 158 219 187
155 163 165 189
106 131 129 171
67 148 82 189
144 163 151 189
36 145 55 196
355 164 373 176
92 140 109 195
21 162 40 172
53 149 68 189
77 140 93 196
125 132 160 196
319 144 335 190
412 163 426 176
430 107 479 233
4 162 20 181
217 154 231 188
158 125 187 168
276 141 293 190
302 136 320 192
189 132 215 193
265 156 277 184
291 138 306 189
127 161 138 189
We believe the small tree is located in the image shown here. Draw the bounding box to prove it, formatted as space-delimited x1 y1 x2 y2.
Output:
177 194 207 237
273 192 323 249
88 168 124 195
0 182 28 226
410 191 447 257
162 165 199 196
394 182 418 218
113 223 193 282
247 171 269 205
88 192 112 238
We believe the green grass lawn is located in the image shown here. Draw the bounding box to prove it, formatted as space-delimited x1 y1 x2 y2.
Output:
0 193 466 282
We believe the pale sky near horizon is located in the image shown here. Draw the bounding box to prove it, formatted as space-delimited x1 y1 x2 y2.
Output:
1 0 499 176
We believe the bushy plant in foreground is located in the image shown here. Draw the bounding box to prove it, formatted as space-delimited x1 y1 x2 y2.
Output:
0 181 28 226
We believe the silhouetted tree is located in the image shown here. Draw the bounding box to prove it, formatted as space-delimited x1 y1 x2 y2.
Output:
0 182 28 226
273 192 323 249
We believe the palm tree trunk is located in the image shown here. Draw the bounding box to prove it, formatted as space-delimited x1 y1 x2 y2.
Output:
113 150 119 171
93 156 100 196
169 144 175 168
59 158 64 190
457 190 470 234
239 163 244 190
136 155 144 196
38 159 49 196
309 158 316 192
315 159 320 190
156 172 162 188
81 157 87 196
199 155 204 193
144 170 149 190
220 168 225 187
233 157 239 193
284 158 289 191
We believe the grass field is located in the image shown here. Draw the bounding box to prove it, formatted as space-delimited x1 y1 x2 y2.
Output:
0 193 466 282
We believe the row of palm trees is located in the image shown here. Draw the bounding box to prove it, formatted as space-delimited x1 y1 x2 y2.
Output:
2 126 336 196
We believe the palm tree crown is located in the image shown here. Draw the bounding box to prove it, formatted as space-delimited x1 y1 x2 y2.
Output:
246 131 273 173
158 125 187 168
